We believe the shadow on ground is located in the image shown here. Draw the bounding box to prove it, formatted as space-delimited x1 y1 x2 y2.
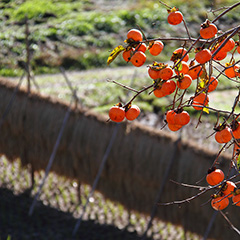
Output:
0 188 153 240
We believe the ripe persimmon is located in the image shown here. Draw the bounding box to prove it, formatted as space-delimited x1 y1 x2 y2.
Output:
212 49 227 61
222 181 236 198
136 43 147 53
200 22 218 39
206 168 225 186
177 74 192 89
219 38 235 52
149 40 164 56
225 64 240 78
168 123 182 131
127 29 143 42
211 196 229 211
125 105 140 121
215 127 232 144
148 68 160 80
207 76 218 92
109 105 125 122
232 192 240 206
167 10 183 25
195 49 212 64
130 51 146 67
192 92 209 110
153 87 166 98
161 80 176 95
171 48 189 62
174 110 190 126
188 64 203 80
166 110 176 124
174 62 189 75
122 48 134 62
159 67 174 80
231 121 240 139
237 45 240 54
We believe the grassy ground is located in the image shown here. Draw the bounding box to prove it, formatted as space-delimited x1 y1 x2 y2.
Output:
0 0 239 76
0 157 202 240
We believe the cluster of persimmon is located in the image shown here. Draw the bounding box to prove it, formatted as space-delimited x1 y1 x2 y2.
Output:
108 103 141 122
106 2 240 224
213 120 240 147
107 3 240 126
165 109 190 131
206 168 240 211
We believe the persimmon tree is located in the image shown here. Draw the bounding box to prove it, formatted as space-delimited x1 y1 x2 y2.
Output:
107 0 240 233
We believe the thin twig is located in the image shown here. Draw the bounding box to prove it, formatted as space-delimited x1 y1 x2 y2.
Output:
220 211 240 236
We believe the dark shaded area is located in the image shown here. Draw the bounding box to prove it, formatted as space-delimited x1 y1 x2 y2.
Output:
0 188 153 240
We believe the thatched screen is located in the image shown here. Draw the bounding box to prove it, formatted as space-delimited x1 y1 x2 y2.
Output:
0 77 238 239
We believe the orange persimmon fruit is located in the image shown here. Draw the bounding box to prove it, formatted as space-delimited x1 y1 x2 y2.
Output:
130 51 146 67
159 67 174 80
168 123 182 131
231 121 240 139
188 64 203 80
212 49 227 61
177 74 192 89
225 64 240 78
222 181 236 198
215 127 232 144
172 48 189 62
195 49 212 64
161 80 176 95
167 10 183 25
153 88 166 98
127 29 143 42
166 110 177 124
174 110 190 126
174 61 189 75
125 105 140 121
206 168 225 186
148 68 160 80
219 38 235 52
122 48 134 62
136 43 147 53
232 192 240 206
211 196 229 211
200 22 218 39
109 105 125 122
192 92 209 110
207 76 218 92
149 40 164 56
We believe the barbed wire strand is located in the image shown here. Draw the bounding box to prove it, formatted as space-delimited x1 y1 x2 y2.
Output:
72 123 120 237
202 211 218 240
141 133 182 240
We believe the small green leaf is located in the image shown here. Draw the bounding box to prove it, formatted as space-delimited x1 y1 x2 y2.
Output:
174 60 183 72
237 154 240 171
107 45 125 65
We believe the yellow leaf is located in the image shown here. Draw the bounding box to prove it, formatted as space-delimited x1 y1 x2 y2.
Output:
203 106 209 114
174 60 183 72
107 45 125 65
199 78 206 89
